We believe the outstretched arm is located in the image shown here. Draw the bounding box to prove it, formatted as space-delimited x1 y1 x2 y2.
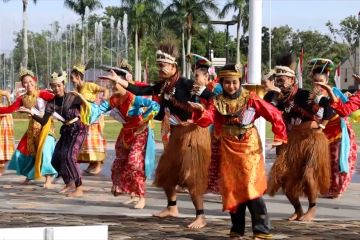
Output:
0 97 22 114
249 94 287 144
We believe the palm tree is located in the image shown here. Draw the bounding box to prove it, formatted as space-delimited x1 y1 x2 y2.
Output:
121 0 163 81
161 0 187 76
219 0 249 65
64 0 102 64
163 0 219 78
3 0 38 68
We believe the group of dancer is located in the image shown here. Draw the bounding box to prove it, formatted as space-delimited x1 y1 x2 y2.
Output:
0 40 359 239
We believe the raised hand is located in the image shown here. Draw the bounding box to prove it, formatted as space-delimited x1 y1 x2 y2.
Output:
99 69 118 82
270 141 283 149
18 106 31 115
187 101 204 112
99 69 129 88
265 80 281 93
314 82 337 102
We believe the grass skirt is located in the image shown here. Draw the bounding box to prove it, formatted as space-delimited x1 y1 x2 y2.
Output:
268 128 330 198
154 123 211 195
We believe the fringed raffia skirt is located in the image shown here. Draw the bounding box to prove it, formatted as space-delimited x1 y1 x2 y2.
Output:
268 128 330 198
154 123 211 195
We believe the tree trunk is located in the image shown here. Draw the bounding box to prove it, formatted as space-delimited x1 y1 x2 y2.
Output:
81 18 85 64
135 26 139 80
236 12 241 65
181 26 186 77
186 32 192 79
22 0 29 68
138 37 142 82
186 15 192 79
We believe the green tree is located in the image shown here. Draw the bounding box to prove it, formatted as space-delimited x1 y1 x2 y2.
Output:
326 15 360 73
121 0 163 81
163 0 219 78
219 0 249 64
64 0 102 64
161 0 188 76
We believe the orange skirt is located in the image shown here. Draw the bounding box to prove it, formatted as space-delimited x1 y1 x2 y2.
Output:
219 127 267 212
0 114 15 165
154 123 211 195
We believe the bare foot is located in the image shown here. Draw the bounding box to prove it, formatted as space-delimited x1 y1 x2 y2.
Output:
22 179 31 185
134 197 146 209
43 182 54 189
88 165 102 175
111 186 122 196
59 183 75 194
123 196 139 204
288 208 304 221
187 214 206 229
153 206 179 218
67 187 83 197
300 207 316 222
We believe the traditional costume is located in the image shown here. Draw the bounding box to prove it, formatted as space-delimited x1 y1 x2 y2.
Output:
266 65 331 221
72 64 108 169
0 68 57 181
125 44 213 220
0 93 15 171
32 72 87 189
187 53 222 193
309 58 357 198
193 64 287 239
109 82 159 198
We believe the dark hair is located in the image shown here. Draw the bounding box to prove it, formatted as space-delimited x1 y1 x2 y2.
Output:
195 67 209 76
275 52 297 71
70 69 84 80
269 73 276 81
311 66 330 76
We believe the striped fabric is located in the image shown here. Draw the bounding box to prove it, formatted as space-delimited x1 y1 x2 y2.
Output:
77 115 107 163
0 114 15 165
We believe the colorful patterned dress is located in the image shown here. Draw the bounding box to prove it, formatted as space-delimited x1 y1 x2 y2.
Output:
110 91 159 197
77 82 108 164
326 90 359 196
317 88 358 197
0 90 57 180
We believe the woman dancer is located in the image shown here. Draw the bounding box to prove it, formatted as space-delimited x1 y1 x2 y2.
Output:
1 68 57 187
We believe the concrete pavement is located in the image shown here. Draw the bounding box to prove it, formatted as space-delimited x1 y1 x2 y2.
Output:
0 141 359 239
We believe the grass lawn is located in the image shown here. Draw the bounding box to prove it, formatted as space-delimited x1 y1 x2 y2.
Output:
12 119 360 142
12 119 162 141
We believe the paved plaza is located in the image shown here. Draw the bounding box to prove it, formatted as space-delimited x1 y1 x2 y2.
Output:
0 141 359 239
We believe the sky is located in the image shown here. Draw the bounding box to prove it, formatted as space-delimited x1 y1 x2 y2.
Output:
0 0 359 54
